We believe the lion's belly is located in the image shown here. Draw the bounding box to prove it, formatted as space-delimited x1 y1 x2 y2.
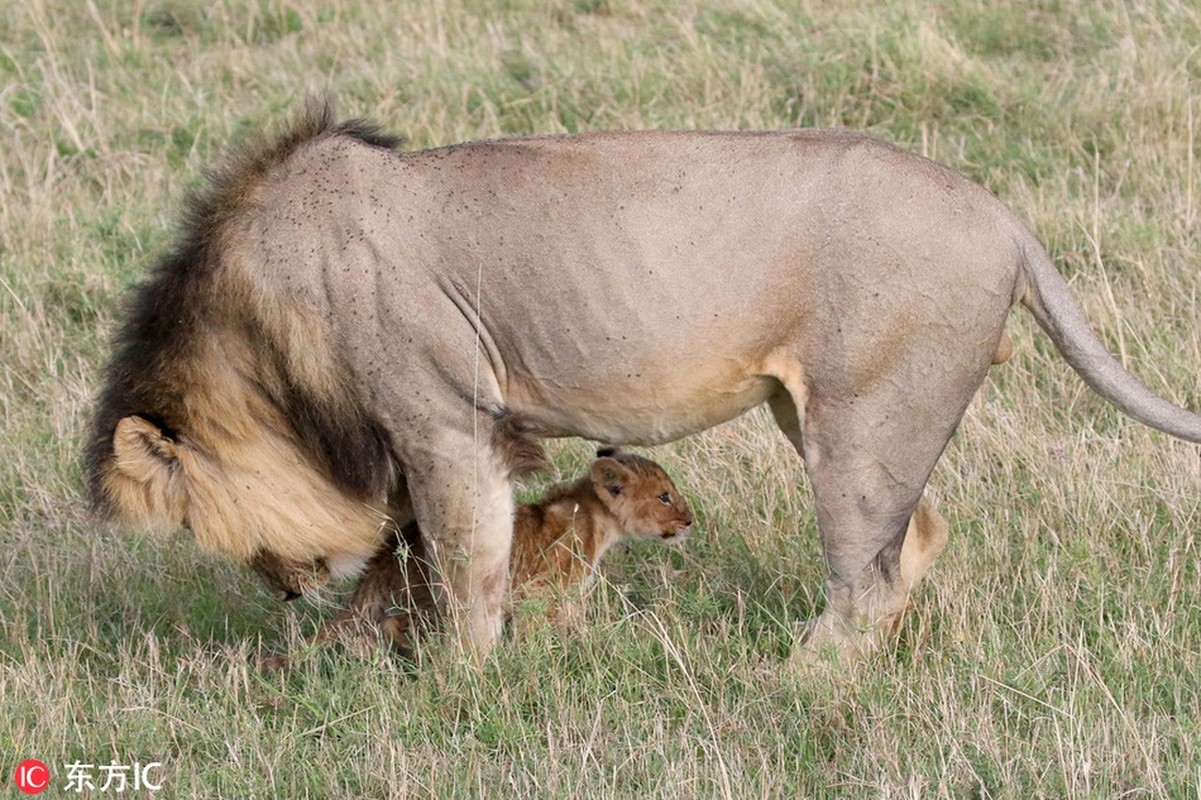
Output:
505 360 779 446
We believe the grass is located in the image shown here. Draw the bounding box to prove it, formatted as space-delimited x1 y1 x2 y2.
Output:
2 0 1200 796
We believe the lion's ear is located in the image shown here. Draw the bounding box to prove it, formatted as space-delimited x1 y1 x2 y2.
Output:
106 416 188 530
591 456 632 497
112 416 179 484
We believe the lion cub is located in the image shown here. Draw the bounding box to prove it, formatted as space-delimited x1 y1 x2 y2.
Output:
289 447 693 656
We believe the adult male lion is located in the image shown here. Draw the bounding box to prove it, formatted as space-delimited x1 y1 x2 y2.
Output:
87 102 1201 662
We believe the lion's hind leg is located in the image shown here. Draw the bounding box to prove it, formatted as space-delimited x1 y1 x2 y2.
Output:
899 494 948 594
769 368 972 666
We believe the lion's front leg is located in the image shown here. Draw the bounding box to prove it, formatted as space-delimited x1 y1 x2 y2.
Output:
401 428 515 661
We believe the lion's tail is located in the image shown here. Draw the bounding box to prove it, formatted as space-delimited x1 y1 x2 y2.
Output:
1018 238 1201 443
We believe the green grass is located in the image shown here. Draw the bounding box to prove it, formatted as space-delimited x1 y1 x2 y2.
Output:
3 0 1200 796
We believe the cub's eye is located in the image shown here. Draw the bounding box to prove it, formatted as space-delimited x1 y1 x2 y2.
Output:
659 492 671 504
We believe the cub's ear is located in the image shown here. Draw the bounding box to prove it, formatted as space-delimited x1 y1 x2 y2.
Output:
591 456 633 497
112 416 179 483
596 446 622 458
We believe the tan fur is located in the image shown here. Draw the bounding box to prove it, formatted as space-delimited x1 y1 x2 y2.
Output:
250 549 332 601
106 391 395 564
898 495 950 593
91 104 1201 666
310 449 692 656
992 332 1014 365
90 103 405 568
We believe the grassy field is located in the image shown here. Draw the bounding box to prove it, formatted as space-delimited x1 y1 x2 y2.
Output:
3 0 1200 796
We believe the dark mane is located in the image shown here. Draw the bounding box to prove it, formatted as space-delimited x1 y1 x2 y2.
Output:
85 100 402 511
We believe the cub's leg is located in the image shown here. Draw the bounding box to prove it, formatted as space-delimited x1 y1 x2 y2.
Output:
317 523 436 655
397 425 515 660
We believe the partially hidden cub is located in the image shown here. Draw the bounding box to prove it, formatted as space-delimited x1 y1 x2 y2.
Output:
265 447 694 660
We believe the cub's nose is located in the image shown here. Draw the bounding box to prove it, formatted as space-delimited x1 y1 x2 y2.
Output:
660 514 693 539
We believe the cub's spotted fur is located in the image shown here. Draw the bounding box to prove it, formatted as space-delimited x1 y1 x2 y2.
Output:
276 448 691 659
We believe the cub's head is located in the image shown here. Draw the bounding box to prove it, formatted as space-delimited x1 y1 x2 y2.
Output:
589 447 693 541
